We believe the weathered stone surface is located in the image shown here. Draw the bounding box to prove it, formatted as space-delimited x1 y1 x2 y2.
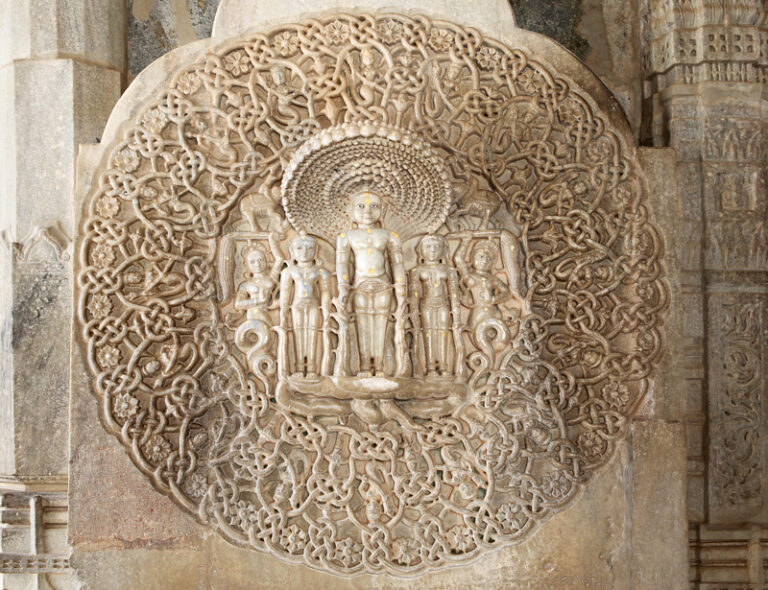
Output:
6 0 766 587
629 420 688 590
211 0 517 41
0 59 120 238
512 0 589 58
0 0 126 70
128 0 198 76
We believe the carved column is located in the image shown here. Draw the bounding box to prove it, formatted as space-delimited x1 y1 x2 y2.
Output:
0 1 125 588
641 0 768 585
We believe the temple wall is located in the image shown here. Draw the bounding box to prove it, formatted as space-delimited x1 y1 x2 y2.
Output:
0 1 765 589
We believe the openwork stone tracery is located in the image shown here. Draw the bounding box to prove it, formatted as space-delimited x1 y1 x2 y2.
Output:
77 14 665 575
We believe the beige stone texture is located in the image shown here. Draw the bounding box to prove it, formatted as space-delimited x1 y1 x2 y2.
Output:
0 0 126 70
5 0 764 587
65 6 687 587
0 58 120 479
213 0 517 41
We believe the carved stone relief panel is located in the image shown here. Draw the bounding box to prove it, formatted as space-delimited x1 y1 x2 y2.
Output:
76 14 666 575
708 294 767 519
704 164 768 270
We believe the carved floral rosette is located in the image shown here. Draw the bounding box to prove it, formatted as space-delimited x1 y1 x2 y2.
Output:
77 14 666 575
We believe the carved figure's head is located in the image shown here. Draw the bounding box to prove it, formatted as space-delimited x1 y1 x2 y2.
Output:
243 244 268 275
361 48 375 67
352 191 383 226
290 234 317 264
446 62 463 80
418 234 448 263
270 65 287 86
472 240 498 272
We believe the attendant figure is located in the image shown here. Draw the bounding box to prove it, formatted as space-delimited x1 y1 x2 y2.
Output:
279 235 332 378
454 238 513 331
336 191 407 377
409 234 463 378
234 245 277 364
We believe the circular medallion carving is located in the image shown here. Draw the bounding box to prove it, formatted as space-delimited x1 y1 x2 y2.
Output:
77 14 666 575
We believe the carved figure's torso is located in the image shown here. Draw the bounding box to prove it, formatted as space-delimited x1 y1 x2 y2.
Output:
284 264 329 306
462 271 508 327
411 264 453 307
341 227 398 282
235 275 275 321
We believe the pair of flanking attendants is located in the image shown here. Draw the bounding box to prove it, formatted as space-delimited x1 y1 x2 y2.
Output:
236 190 520 381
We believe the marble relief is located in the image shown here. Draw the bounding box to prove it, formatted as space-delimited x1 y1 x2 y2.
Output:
77 14 665 575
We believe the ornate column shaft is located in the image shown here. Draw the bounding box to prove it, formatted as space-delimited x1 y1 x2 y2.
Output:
0 1 125 588
641 0 768 585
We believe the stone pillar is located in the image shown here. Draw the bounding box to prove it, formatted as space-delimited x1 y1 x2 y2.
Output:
641 0 768 585
0 1 125 588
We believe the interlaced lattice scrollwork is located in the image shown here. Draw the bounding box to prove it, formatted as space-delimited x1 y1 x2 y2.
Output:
77 13 666 575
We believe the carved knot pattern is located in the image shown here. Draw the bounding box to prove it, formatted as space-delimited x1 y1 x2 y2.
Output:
77 14 666 575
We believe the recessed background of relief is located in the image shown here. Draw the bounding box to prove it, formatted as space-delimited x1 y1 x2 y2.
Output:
76 13 666 575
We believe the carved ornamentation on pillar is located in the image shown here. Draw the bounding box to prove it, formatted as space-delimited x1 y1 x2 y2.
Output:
76 14 665 574
710 298 766 508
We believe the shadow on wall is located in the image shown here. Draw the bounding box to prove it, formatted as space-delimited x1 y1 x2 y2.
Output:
128 0 591 76
512 0 591 59
128 0 221 76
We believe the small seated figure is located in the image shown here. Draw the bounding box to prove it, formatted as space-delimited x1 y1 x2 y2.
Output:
279 234 332 378
409 234 463 378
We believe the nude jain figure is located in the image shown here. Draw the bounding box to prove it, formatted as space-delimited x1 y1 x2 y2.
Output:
409 234 463 378
336 191 407 377
279 234 332 378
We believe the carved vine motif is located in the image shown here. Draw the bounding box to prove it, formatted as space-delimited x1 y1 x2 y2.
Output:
77 14 666 575
711 300 765 507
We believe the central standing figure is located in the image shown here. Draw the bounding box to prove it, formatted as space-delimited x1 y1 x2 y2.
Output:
336 191 407 377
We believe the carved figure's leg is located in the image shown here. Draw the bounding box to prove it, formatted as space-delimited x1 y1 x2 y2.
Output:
372 289 392 375
306 305 321 377
438 307 451 375
354 291 372 375
422 306 438 376
291 307 306 375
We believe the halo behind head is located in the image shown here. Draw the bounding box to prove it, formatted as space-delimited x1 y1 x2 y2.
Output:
281 123 452 241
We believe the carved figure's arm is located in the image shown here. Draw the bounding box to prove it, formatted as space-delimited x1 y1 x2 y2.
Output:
336 233 351 314
267 277 280 310
268 232 287 282
453 237 471 277
490 276 513 306
448 268 466 379
409 269 422 328
448 269 462 324
493 276 527 313
234 284 251 311
388 232 406 307
279 269 293 328
500 230 525 298
458 276 473 307
319 269 332 327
